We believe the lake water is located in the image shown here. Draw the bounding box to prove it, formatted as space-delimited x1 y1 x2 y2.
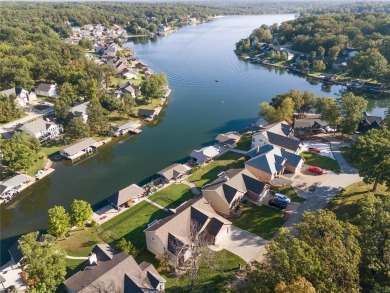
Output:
0 14 388 264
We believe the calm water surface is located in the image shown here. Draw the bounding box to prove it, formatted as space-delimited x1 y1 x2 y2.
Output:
1 14 388 264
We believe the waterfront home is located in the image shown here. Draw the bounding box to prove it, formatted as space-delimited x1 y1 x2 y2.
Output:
63 244 166 293
35 83 57 97
0 88 37 107
245 145 304 184
293 117 327 138
122 68 138 80
144 198 231 266
202 169 270 217
189 146 220 165
157 163 191 183
215 132 242 148
107 184 145 210
116 82 137 98
357 112 382 133
252 122 301 153
59 137 97 160
110 121 141 136
102 42 121 57
138 108 157 120
158 25 171 33
69 102 90 123
0 174 29 199
17 118 63 142
332 57 350 72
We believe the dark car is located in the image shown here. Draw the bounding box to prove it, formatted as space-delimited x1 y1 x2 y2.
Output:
5 286 17 293
268 199 287 210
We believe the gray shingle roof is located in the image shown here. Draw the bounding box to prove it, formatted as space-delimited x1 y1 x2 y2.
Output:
19 118 59 136
157 163 189 181
69 102 90 115
107 184 144 207
36 83 54 92
61 137 97 156
267 132 301 152
222 184 239 204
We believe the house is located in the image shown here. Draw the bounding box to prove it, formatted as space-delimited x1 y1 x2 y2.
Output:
59 137 97 160
357 112 382 133
110 121 141 137
116 82 137 98
122 68 138 79
63 244 166 293
102 43 120 57
35 83 57 97
107 184 144 210
138 109 157 119
332 57 349 71
0 88 37 107
293 117 327 138
69 102 90 123
144 198 231 265
0 174 29 199
157 163 191 183
189 146 220 165
252 122 301 153
215 132 241 148
202 169 270 217
17 118 63 141
245 145 304 184
158 25 171 33
342 48 358 57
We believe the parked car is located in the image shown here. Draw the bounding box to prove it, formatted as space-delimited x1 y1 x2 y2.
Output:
308 166 325 175
268 199 287 209
274 193 291 203
38 100 45 104
325 126 336 132
308 147 321 153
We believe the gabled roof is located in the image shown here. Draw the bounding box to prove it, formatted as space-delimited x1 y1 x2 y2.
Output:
257 121 292 137
157 163 190 180
63 244 165 293
0 174 29 196
138 109 156 116
69 102 90 115
190 146 220 164
266 132 301 152
215 132 241 144
110 121 139 132
19 118 59 136
294 118 327 129
61 137 97 156
107 184 144 207
36 83 55 92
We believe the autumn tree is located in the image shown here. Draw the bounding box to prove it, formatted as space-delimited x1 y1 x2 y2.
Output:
70 199 93 229
275 277 316 293
351 128 390 191
19 231 66 292
338 92 367 136
312 59 326 72
47 205 71 238
259 97 294 124
155 253 171 274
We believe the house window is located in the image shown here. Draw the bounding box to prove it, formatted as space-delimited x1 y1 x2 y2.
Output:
227 227 229 233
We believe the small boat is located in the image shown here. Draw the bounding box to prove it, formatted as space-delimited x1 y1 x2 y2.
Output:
215 79 219 82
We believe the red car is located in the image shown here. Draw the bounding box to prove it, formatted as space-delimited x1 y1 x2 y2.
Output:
308 166 325 175
308 147 321 153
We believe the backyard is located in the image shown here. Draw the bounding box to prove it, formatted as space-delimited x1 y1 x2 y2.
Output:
235 133 252 151
231 203 285 240
188 152 245 188
149 183 195 209
300 151 340 173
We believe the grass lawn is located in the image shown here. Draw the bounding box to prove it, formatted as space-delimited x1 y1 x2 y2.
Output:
339 146 358 168
149 184 194 209
188 152 245 188
232 203 284 240
41 139 68 156
33 104 50 111
301 151 340 173
26 153 46 176
327 181 390 220
235 133 252 151
97 201 167 251
59 227 102 257
272 185 305 204
164 249 245 292
65 259 87 278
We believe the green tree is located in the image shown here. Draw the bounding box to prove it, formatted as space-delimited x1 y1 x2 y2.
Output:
339 92 367 136
120 93 137 116
87 99 109 134
54 99 71 121
58 82 78 106
328 45 340 62
100 94 122 111
312 60 326 72
140 73 168 103
355 194 390 289
19 231 66 291
352 128 390 191
78 38 94 49
47 205 71 238
317 46 325 59
66 116 90 139
315 97 339 132
70 199 93 229
101 64 116 89
0 132 40 172
115 238 138 256
350 48 388 79
382 106 390 129
0 94 22 123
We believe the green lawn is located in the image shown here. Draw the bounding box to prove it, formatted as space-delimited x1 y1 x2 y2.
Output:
232 203 285 240
327 181 390 220
149 184 194 209
339 146 359 168
188 152 245 188
163 249 245 292
65 258 87 278
301 151 340 173
58 227 102 257
26 153 46 176
235 133 252 151
97 201 167 250
41 139 68 156
272 185 305 204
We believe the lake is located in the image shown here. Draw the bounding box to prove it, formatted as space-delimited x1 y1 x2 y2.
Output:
0 14 388 265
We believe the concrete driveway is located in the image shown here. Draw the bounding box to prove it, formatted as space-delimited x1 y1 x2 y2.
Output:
212 226 268 263
300 142 335 160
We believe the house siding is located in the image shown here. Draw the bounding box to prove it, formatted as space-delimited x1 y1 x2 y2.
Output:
202 190 230 217
245 165 274 183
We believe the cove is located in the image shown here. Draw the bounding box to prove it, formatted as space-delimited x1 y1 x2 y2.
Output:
0 14 388 265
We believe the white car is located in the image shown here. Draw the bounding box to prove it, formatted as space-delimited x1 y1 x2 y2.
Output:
274 193 291 203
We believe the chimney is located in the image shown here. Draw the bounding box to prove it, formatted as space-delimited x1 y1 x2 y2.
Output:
256 146 260 154
88 253 98 265
223 173 229 181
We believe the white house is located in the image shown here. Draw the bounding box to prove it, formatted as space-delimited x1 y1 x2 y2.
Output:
35 83 57 97
0 88 37 107
60 137 98 160
69 102 90 123
0 174 29 198
190 145 220 165
18 118 63 141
